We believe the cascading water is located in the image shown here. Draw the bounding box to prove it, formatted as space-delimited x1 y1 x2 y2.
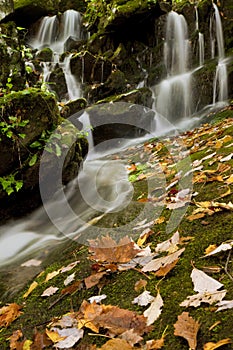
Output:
29 10 86 101
211 3 228 104
152 11 193 122
195 6 205 67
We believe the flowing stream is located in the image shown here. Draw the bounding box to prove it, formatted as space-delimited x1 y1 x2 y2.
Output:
0 5 230 270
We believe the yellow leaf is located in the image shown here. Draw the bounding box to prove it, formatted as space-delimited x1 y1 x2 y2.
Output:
154 216 165 224
23 340 33 350
45 329 66 343
78 319 99 333
226 174 233 184
214 140 223 149
205 245 217 255
23 281 38 298
45 270 60 282
187 212 206 221
221 135 232 143
203 338 232 349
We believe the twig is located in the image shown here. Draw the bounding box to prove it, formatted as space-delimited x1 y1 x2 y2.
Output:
224 250 233 282
132 267 151 279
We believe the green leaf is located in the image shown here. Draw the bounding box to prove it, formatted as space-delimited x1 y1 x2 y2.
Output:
30 141 42 148
18 133 26 139
55 144 62 156
29 154 38 167
15 180 23 192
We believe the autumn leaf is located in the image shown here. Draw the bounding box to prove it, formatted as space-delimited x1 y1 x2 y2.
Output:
0 303 23 327
203 338 232 349
143 291 163 326
23 281 38 298
174 312 200 350
9 330 23 349
146 336 165 349
45 329 66 343
100 338 133 350
191 268 223 293
180 290 227 307
84 271 106 289
50 327 84 348
120 329 143 346
204 241 233 257
41 286 59 297
142 248 185 272
154 258 179 277
216 299 233 311
44 269 60 282
132 290 155 306
88 235 140 263
134 279 147 292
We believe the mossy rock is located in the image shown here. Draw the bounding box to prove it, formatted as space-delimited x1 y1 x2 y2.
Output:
0 0 14 21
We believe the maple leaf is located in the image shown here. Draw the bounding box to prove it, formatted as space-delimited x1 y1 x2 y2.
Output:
50 327 84 348
154 258 179 277
174 312 200 350
120 329 143 346
88 235 139 263
100 338 133 350
146 336 165 349
0 303 23 327
88 294 107 304
31 329 53 349
9 330 23 350
132 290 155 306
84 271 106 289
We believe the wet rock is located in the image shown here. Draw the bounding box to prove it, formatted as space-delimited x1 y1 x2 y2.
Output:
0 0 13 22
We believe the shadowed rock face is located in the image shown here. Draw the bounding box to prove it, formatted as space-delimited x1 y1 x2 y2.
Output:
0 0 14 22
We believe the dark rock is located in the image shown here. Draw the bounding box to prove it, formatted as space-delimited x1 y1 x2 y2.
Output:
0 0 14 22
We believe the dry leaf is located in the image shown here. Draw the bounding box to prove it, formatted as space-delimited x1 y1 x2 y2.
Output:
220 153 233 162
187 212 206 221
51 327 84 348
143 292 163 326
204 242 233 257
174 312 200 350
0 303 23 327
88 236 139 263
60 260 79 273
155 231 180 253
45 329 65 343
88 294 107 304
23 281 38 298
155 258 179 277
142 248 185 272
9 330 23 349
100 338 133 350
31 329 53 349
225 174 233 184
191 268 223 293
61 281 83 295
134 279 147 292
180 290 227 307
132 290 155 306
41 286 59 297
84 272 106 289
120 329 143 346
64 272 75 286
137 228 154 247
203 338 232 349
146 336 165 349
45 270 60 282
216 299 233 311
205 245 217 255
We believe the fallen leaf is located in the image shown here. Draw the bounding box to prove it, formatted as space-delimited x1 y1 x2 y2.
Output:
0 303 23 327
205 245 217 255
86 295 107 306
180 290 227 307
41 286 59 297
209 321 221 331
216 299 233 311
9 330 23 349
51 327 84 348
84 272 106 289
220 153 233 162
132 290 155 306
31 329 53 349
155 258 179 277
174 312 200 350
45 329 65 343
60 260 80 273
225 174 233 184
120 329 143 346
21 340 33 349
134 279 147 292
143 291 163 326
155 231 180 253
64 272 75 286
191 268 224 293
88 236 139 263
137 228 154 247
203 338 232 349
204 242 233 257
142 248 185 272
146 336 165 349
61 281 83 295
23 281 38 298
187 212 206 221
45 270 60 282
100 338 133 350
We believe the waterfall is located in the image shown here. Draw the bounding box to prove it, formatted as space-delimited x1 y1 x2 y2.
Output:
29 10 86 101
152 11 193 122
211 3 228 103
195 6 204 67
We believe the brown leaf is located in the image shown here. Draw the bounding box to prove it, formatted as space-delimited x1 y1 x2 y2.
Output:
146 336 165 349
203 338 232 350
142 248 185 272
120 329 143 346
100 338 133 350
9 330 23 350
84 272 106 289
88 236 139 263
61 281 83 295
154 258 179 277
174 312 200 350
31 330 53 349
0 303 23 328
134 279 147 292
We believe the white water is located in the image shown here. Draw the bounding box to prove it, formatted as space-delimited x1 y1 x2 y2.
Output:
29 10 85 101
152 11 193 121
211 3 228 103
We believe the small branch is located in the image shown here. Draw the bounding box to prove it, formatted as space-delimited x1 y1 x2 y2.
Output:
224 250 233 282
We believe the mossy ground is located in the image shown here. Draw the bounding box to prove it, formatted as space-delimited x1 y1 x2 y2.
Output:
0 111 233 349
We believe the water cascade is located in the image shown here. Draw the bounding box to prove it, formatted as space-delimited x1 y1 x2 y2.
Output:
195 6 205 66
29 10 87 101
152 11 193 122
211 3 228 104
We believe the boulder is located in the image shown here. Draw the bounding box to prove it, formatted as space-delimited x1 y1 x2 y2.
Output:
0 0 14 22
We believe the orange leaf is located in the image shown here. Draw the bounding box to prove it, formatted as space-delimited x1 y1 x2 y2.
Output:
134 279 147 292
155 258 179 277
9 330 23 350
100 338 133 350
88 235 139 263
0 303 23 328
174 312 200 350
203 338 232 350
